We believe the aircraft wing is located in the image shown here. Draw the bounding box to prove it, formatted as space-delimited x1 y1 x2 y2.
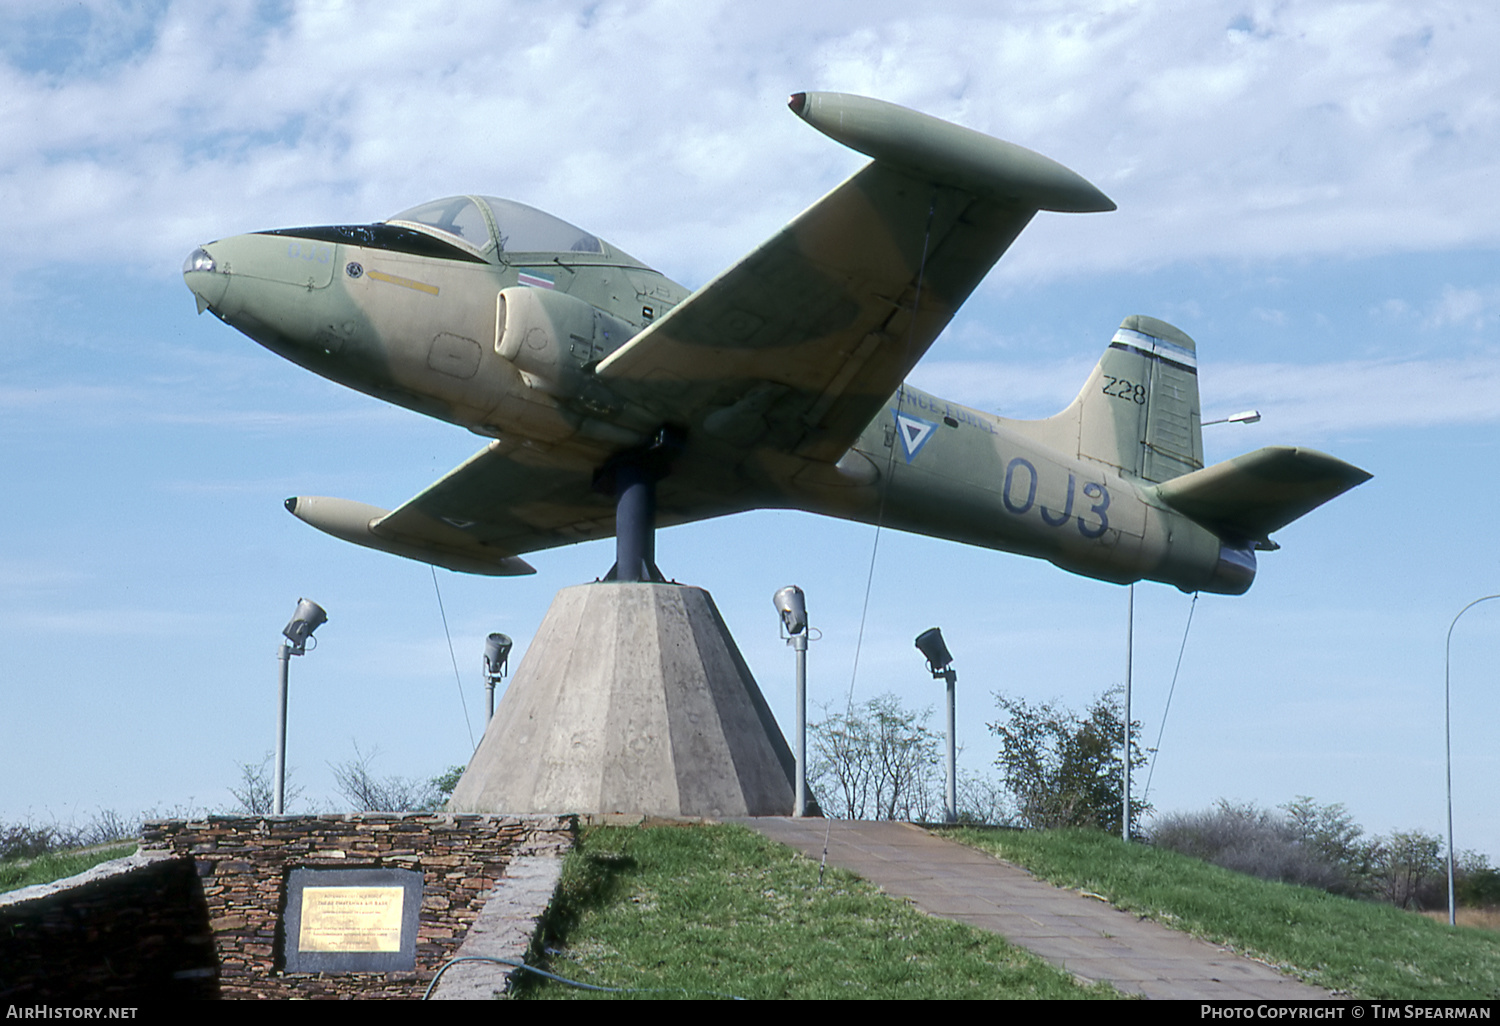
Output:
1151 446 1373 546
597 92 1114 464
286 436 752 574
286 441 613 575
289 94 1117 573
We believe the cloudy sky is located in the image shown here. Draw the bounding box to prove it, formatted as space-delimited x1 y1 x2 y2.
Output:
3 1 1498 860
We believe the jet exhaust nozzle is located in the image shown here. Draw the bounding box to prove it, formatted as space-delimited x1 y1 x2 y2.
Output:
1206 542 1257 596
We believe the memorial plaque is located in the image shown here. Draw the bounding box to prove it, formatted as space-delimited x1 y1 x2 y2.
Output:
282 868 424 973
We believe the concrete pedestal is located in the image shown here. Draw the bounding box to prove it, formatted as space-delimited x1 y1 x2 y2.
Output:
449 582 798 818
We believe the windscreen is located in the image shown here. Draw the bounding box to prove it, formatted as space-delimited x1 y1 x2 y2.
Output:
387 195 605 256
478 197 602 254
386 196 494 254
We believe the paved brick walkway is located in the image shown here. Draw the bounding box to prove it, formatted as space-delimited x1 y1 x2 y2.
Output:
738 818 1335 1000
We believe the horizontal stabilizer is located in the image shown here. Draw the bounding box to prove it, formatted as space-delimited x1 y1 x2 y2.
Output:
1150 447 1372 545
285 496 536 576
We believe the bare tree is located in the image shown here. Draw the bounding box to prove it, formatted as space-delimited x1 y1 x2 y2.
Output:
330 743 442 812
810 694 942 821
956 770 1017 827
1151 799 1351 892
229 754 301 815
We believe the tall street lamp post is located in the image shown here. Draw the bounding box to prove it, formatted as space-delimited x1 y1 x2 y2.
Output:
1123 584 1133 841
1445 593 1500 926
1121 409 1262 841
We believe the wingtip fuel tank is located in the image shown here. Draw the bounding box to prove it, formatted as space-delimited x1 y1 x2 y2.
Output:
285 496 536 577
788 90 1116 213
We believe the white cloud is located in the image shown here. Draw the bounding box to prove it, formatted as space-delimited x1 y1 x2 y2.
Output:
907 358 1093 419
3 0 1500 287
913 351 1500 438
1210 354 1500 434
0 603 214 639
1426 285 1498 330
0 380 407 433
0 559 91 592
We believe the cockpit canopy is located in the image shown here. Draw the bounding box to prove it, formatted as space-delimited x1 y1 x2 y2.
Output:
386 196 604 259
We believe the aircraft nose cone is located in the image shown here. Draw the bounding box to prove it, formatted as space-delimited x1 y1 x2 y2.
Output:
183 245 228 313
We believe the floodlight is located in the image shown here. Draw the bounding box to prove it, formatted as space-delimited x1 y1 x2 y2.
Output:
773 585 807 635
484 633 513 679
774 585 811 816
282 598 328 655
482 632 514 722
915 626 958 824
914 627 953 674
275 597 327 815
1202 409 1262 426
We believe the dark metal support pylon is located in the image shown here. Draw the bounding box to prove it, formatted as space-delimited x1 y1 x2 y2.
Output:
596 426 683 584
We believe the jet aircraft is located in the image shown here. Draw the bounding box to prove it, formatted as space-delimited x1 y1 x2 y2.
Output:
183 92 1370 595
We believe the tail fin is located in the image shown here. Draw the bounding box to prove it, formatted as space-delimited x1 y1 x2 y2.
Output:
1028 315 1203 484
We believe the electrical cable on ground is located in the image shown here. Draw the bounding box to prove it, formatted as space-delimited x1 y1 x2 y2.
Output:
422 955 744 1000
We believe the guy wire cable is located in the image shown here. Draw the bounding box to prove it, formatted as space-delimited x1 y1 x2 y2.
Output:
842 193 939 720
1142 590 1198 804
431 564 477 751
820 193 937 851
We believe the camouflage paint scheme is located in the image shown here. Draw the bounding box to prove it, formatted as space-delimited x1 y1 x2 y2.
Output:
182 92 1370 595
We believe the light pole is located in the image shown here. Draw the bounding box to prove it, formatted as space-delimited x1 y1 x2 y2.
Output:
1120 408 1263 839
1123 584 1133 841
483 633 512 722
1445 594 1500 926
275 598 327 815
773 586 809 817
915 628 957 824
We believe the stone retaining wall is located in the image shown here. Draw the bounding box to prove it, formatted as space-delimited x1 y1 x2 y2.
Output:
145 813 572 999
0 851 217 1000
0 814 573 1000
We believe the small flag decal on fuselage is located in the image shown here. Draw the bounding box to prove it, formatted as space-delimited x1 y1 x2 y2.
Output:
894 411 937 463
517 270 555 289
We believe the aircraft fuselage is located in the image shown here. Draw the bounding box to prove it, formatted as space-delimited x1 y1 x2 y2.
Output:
185 218 1248 594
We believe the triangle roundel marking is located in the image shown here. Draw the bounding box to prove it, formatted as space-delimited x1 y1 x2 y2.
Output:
893 411 937 464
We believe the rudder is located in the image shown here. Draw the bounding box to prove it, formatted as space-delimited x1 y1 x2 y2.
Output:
1037 315 1204 484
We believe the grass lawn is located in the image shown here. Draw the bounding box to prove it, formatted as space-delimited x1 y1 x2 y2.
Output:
515 822 1122 1000
0 844 138 895
944 826 1500 1000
